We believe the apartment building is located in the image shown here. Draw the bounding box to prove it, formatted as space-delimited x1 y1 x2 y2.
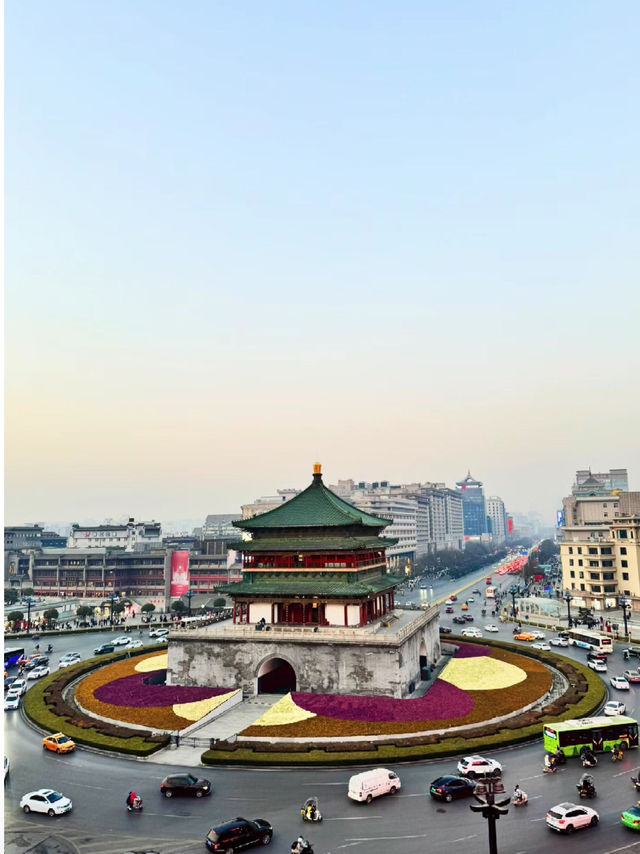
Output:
486 496 508 544
560 490 640 611
68 518 162 550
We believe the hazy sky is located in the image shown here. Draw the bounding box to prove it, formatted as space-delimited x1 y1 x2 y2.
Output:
5 1 639 526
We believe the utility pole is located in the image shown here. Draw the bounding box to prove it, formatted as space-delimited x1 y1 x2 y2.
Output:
470 776 510 854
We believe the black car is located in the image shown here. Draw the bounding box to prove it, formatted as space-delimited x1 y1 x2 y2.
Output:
24 656 49 670
93 644 115 655
206 817 273 852
453 616 466 624
439 626 452 634
161 773 212 798
4 677 15 691
429 775 476 802
463 615 474 622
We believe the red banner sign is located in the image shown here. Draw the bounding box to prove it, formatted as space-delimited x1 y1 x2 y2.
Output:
169 550 190 597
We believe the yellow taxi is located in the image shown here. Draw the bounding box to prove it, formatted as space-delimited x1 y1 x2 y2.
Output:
42 732 76 754
460 603 469 611
514 632 536 642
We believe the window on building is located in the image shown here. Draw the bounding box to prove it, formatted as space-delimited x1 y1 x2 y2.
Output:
578 559 583 566
601 547 612 555
602 560 613 567
570 571 575 578
621 547 627 555
569 546 574 554
569 559 574 566
603 585 616 593
578 547 583 554
619 530 629 539
588 548 598 555
589 561 599 567
589 572 600 580
622 560 628 568
623 573 630 581
580 583 585 591
579 571 584 579
591 585 601 592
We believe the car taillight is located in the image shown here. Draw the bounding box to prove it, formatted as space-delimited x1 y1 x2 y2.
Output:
558 819 565 825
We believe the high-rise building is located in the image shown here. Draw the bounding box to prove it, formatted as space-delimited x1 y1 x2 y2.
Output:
575 468 629 492
486 496 508 544
559 489 640 611
456 472 487 538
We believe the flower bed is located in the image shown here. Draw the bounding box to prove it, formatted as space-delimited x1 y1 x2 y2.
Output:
240 642 551 738
76 652 238 731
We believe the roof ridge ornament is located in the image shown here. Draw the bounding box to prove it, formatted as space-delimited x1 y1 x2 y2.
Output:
313 462 322 482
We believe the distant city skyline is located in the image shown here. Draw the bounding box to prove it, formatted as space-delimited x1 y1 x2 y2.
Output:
6 2 639 525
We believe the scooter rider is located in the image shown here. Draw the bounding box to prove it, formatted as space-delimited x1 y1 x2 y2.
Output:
291 837 311 854
513 784 527 805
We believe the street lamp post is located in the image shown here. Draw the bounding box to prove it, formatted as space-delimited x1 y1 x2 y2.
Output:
470 776 510 854
186 588 194 617
109 592 117 631
619 597 631 641
509 585 518 619
564 592 573 628
25 597 36 632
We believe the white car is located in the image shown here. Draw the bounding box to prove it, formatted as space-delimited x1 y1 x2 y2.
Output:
445 599 454 605
611 675 630 690
546 801 599 833
550 638 569 647
59 653 82 666
127 639 144 649
467 597 475 604
111 635 131 646
149 628 169 638
529 631 546 640
483 624 500 632
457 755 502 779
588 659 607 672
532 642 551 651
4 694 20 711
8 679 27 696
604 700 626 716
27 666 50 680
461 628 483 638
20 789 73 816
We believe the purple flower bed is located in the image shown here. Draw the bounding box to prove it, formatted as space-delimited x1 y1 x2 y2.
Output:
453 643 491 658
292 679 473 722
94 672 231 707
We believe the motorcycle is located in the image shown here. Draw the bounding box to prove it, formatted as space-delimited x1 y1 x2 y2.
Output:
612 745 625 762
300 797 322 822
577 774 596 799
291 839 313 854
512 788 528 806
632 776 640 793
47 644 53 653
127 795 143 812
580 750 597 768
543 755 557 774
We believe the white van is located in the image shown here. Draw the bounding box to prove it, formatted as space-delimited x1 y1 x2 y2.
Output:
348 768 401 803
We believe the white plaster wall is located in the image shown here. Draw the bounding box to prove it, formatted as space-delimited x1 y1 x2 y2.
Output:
346 604 360 626
249 603 272 624
325 603 344 626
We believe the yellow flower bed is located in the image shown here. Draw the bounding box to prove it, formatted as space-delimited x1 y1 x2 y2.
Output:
173 691 238 721
135 653 168 672
251 693 316 727
439 656 527 691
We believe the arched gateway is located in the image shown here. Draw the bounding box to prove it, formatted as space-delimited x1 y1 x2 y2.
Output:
257 657 296 694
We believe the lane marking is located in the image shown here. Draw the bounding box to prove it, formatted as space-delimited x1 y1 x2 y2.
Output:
325 815 383 821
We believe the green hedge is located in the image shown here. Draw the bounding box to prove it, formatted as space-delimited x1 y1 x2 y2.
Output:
22 647 170 756
202 638 607 767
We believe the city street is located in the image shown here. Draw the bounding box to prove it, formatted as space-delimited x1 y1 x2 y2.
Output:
6 569 640 854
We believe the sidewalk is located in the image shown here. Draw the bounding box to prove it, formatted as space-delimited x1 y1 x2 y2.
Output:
144 694 282 766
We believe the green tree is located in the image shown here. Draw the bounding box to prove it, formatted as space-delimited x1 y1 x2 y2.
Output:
141 603 156 613
76 605 93 619
4 588 19 605
111 601 126 615
21 587 34 598
7 610 24 625
43 608 59 626
171 600 187 613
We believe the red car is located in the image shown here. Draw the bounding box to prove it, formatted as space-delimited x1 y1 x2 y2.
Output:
445 606 454 613
463 615 474 622
453 616 466 625
450 595 458 601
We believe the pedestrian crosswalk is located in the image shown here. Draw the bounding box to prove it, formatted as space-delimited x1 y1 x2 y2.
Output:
4 823 204 854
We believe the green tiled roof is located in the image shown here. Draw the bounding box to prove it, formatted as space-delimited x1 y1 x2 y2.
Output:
228 536 398 553
234 471 392 531
219 574 403 597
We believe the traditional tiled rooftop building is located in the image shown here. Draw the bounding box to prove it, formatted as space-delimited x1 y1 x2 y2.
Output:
227 463 400 627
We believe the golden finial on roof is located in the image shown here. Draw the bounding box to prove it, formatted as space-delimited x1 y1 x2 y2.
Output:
313 462 322 475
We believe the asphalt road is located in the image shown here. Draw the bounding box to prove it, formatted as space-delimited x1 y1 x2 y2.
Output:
6 573 640 854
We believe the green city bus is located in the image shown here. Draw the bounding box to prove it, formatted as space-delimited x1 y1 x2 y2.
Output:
543 716 639 757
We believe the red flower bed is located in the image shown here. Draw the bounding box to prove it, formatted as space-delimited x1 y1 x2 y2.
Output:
94 672 230 707
453 643 491 658
292 678 473 722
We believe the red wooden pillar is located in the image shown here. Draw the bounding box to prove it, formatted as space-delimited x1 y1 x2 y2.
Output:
344 604 348 626
232 602 236 624
246 603 251 624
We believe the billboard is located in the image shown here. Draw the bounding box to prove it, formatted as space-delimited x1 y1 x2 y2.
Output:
169 550 190 597
556 510 565 527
